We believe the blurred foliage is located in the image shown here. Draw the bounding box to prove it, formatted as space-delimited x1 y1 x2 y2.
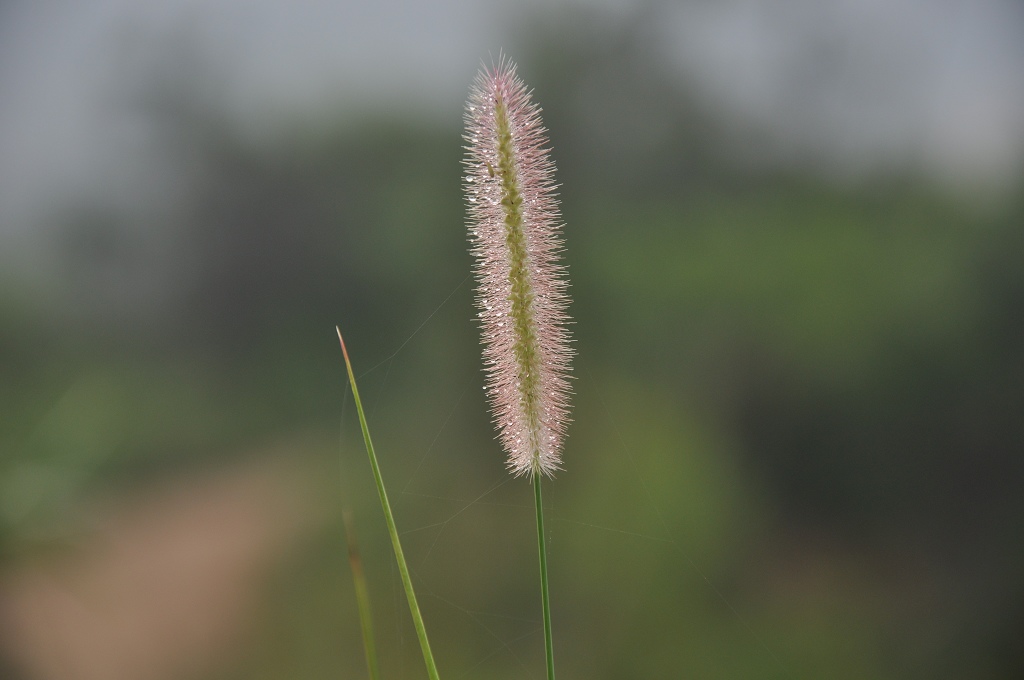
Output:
2 9 1024 680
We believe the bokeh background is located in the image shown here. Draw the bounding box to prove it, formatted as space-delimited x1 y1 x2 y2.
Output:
2 1 1024 678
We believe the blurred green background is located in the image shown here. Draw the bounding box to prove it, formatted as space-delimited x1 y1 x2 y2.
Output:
2 2 1024 679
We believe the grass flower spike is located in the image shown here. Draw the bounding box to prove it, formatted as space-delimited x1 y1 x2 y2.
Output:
465 58 571 680
464 59 573 479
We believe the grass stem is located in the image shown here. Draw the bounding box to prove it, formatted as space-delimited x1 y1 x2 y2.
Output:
342 509 381 680
534 474 556 680
338 327 441 680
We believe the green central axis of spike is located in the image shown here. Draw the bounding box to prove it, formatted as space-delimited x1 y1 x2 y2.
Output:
494 93 544 473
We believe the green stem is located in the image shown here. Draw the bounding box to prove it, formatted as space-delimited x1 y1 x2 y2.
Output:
342 509 381 680
338 328 440 680
534 474 556 680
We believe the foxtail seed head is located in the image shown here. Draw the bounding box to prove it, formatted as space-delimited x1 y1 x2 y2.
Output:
463 59 573 478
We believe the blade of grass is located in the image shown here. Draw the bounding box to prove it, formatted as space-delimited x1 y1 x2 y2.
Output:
534 474 555 680
337 327 441 680
343 509 381 680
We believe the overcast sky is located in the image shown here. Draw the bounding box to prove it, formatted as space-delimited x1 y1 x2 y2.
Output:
1 0 1022 256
